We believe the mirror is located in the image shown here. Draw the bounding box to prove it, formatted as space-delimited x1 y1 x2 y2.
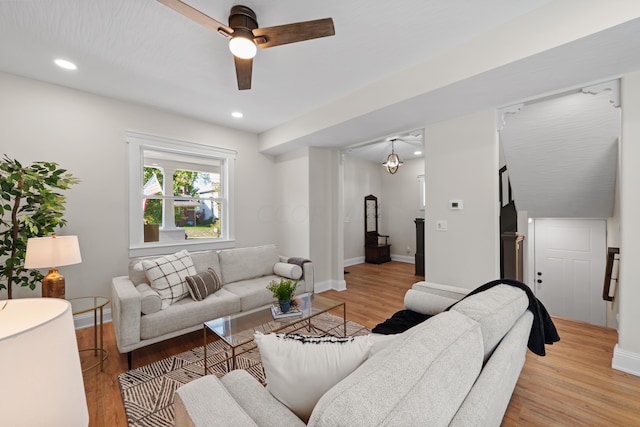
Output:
366 198 377 233
364 195 378 246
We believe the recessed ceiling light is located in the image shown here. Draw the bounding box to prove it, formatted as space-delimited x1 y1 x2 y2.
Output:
231 111 243 118
414 151 422 156
54 58 77 70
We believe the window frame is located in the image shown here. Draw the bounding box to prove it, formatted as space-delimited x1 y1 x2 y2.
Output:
126 131 236 257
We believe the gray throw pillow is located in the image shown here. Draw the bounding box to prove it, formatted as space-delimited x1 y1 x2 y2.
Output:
185 268 222 301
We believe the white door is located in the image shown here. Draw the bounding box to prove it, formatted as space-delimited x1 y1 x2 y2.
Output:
534 219 607 326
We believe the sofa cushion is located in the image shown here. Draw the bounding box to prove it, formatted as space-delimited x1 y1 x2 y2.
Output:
451 284 529 361
136 283 162 315
140 288 240 340
185 268 222 301
142 250 196 309
189 249 222 278
273 262 302 280
404 288 459 316
308 311 483 427
218 244 279 285
255 333 373 423
224 275 307 312
221 370 306 427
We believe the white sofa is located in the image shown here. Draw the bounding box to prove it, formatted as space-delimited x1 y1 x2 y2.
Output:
174 281 536 426
111 244 313 368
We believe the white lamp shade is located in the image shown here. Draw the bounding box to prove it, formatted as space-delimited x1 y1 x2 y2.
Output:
24 235 82 268
0 298 89 426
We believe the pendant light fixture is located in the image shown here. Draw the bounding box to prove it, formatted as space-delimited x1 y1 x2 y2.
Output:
382 139 403 174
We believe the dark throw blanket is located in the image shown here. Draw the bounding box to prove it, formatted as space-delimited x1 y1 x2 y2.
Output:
372 279 560 356
371 309 432 335
288 257 311 268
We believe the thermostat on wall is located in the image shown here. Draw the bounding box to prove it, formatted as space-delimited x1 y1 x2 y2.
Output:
450 200 463 210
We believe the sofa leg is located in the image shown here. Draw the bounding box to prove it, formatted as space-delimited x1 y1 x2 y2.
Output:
128 351 132 370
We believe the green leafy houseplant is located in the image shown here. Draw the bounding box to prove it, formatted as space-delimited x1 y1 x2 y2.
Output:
0 155 79 299
267 278 298 301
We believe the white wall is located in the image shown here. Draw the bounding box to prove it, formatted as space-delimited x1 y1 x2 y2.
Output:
424 110 500 288
0 72 278 300
343 155 425 264
273 148 310 259
309 148 339 289
342 155 383 263
614 71 640 375
381 157 425 262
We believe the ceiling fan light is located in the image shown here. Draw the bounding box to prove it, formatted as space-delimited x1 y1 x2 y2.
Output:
229 30 257 59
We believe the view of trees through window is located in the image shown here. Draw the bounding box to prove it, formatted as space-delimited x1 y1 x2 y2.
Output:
143 166 222 240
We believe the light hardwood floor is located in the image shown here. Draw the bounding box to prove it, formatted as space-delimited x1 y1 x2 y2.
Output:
77 261 640 426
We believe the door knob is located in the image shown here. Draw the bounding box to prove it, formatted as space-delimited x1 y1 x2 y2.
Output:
537 279 542 284
537 272 542 276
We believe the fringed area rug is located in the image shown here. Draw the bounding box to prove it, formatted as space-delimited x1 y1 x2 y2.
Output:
118 312 370 427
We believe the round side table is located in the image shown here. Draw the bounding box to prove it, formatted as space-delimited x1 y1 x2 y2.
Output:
70 296 110 372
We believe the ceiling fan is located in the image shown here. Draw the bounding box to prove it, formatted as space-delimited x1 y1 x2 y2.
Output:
156 0 335 90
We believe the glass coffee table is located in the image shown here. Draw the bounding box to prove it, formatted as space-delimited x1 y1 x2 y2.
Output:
203 293 345 374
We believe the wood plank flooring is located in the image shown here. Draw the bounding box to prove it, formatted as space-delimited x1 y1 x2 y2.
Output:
77 261 640 426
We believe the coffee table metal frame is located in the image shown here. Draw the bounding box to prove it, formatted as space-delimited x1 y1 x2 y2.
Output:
203 293 346 375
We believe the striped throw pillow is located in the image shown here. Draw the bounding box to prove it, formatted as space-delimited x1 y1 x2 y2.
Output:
185 268 222 301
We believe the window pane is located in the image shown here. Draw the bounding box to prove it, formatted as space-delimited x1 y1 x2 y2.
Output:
178 201 222 239
173 170 220 197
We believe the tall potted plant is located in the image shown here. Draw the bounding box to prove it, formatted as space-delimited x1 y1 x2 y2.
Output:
0 155 79 299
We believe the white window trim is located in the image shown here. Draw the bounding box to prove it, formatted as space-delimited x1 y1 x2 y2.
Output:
126 131 236 257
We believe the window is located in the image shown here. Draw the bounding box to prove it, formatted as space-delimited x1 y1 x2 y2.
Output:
127 132 236 257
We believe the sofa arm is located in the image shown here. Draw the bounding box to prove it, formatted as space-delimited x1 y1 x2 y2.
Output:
411 281 469 300
404 282 470 316
279 256 314 294
174 375 258 427
111 276 142 353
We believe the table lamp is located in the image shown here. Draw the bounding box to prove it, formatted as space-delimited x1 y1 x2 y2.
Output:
0 298 89 426
24 233 82 298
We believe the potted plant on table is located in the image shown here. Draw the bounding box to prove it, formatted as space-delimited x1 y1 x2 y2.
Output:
267 278 298 313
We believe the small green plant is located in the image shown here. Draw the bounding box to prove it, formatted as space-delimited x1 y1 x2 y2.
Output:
267 278 298 301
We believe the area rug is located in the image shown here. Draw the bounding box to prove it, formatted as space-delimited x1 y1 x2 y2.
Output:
118 313 370 427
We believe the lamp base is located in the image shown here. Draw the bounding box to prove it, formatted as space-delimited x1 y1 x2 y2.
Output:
42 267 65 299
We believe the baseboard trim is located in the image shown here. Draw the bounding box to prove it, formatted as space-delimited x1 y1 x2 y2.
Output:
391 255 415 264
345 255 415 266
344 257 364 267
315 279 347 293
74 308 112 330
612 344 640 377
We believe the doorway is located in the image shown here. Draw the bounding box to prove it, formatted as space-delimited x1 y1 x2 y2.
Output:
533 219 607 326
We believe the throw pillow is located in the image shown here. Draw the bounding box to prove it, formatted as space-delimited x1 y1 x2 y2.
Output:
254 332 373 422
273 262 302 280
136 283 162 315
142 250 196 309
185 268 222 301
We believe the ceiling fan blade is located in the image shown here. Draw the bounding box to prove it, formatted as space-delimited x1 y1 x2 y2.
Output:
252 18 334 49
156 0 233 37
234 56 253 90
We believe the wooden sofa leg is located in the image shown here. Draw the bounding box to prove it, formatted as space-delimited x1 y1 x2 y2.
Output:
128 351 132 370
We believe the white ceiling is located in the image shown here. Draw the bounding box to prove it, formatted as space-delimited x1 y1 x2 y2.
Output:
344 130 424 164
0 0 552 135
0 1 637 219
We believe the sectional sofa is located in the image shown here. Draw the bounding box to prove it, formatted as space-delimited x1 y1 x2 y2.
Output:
174 281 537 426
111 244 313 368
